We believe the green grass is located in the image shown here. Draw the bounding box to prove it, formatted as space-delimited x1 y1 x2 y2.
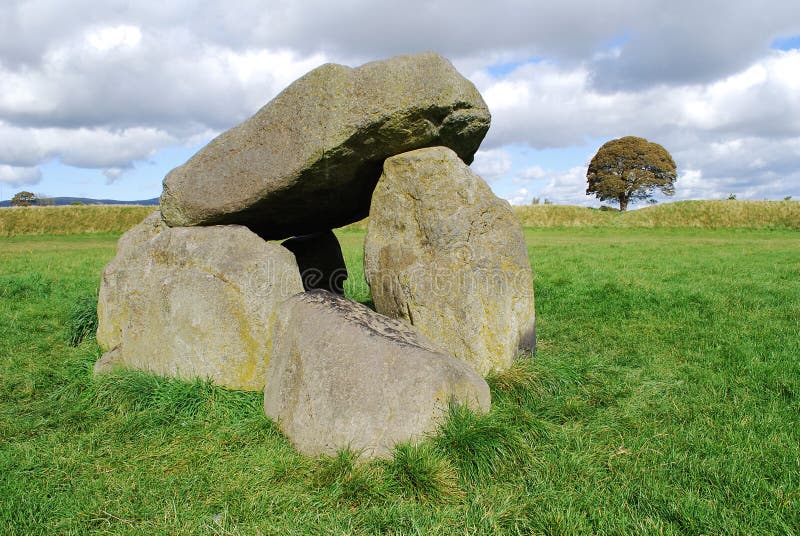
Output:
1 228 799 534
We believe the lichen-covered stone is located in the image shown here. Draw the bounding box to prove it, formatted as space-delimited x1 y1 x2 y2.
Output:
95 212 303 390
160 52 490 239
281 230 347 295
364 147 536 375
264 291 490 459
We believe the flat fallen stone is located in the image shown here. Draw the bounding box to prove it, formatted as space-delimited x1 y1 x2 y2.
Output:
160 52 490 239
364 147 536 375
264 291 490 459
95 211 303 390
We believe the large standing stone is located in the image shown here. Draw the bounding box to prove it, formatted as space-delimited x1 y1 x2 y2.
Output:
95 211 304 391
160 52 490 239
364 147 536 375
264 291 490 459
281 230 348 295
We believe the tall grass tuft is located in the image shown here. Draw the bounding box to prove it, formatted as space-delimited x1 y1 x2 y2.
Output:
386 442 464 503
486 357 541 406
313 449 388 505
314 449 361 487
433 401 530 484
93 370 215 418
64 294 98 346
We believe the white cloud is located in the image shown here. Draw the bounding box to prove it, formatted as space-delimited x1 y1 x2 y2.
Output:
0 122 176 168
674 136 800 196
86 25 142 52
588 2 800 89
507 187 530 206
473 49 800 202
518 166 547 181
538 166 594 206
102 167 128 184
483 81 532 112
471 148 512 182
671 169 722 200
0 0 798 200
4 0 793 80
502 164 595 206
0 165 42 186
479 50 800 150
667 167 792 202
0 31 330 133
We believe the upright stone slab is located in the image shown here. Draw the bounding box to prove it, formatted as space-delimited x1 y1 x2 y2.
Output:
160 52 490 239
364 147 536 375
264 291 490 459
281 230 348 295
95 211 304 390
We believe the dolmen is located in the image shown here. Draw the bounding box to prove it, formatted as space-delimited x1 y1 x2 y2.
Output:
96 52 535 459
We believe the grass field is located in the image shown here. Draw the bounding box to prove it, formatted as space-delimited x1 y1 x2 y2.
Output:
1 228 799 534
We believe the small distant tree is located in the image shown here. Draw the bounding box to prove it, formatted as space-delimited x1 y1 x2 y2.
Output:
784 196 792 201
36 193 55 206
11 191 37 207
727 193 737 200
586 136 677 211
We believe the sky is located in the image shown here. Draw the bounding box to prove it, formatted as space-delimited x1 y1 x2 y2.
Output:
1 1 799 207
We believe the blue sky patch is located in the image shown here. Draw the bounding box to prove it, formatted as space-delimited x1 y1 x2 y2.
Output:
33 143 206 201
771 35 800 50
477 140 602 204
600 32 631 51
487 57 542 78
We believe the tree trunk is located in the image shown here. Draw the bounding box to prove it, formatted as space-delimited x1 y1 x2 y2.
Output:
618 195 628 212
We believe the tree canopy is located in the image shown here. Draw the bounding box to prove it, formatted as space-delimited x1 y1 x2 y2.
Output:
11 191 37 207
586 136 677 211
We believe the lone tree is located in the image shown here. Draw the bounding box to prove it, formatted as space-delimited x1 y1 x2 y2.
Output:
586 136 677 211
11 191 37 207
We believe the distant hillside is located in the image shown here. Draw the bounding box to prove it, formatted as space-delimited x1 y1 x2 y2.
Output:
0 197 159 207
